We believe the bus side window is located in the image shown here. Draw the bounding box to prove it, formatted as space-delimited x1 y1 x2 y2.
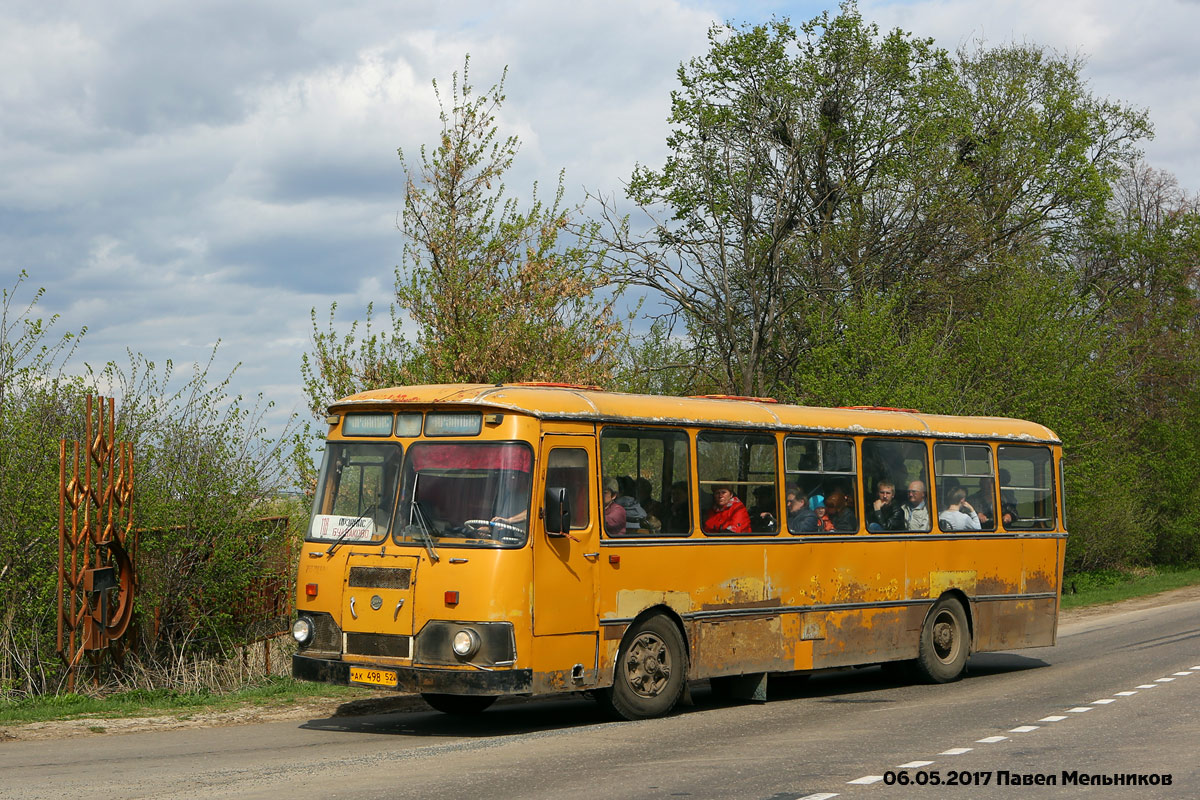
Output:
998 445 1055 530
783 436 858 534
600 427 691 536
934 443 996 532
546 448 590 530
697 431 779 535
861 439 929 532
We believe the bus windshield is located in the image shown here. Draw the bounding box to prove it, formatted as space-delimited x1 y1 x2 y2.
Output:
395 442 534 548
308 441 403 544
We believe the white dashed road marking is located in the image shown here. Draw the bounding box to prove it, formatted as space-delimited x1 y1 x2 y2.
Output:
847 775 884 785
812 665 1197 798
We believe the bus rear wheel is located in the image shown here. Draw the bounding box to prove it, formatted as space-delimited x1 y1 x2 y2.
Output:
421 693 496 715
914 597 969 683
601 615 688 720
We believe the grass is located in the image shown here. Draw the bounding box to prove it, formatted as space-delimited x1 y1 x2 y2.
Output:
0 676 376 726
1060 566 1200 609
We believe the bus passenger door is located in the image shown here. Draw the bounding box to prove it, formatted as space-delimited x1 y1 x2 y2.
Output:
533 435 599 644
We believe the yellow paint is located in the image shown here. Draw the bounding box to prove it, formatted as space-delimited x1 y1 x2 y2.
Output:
614 589 692 619
294 383 1065 699
930 570 978 597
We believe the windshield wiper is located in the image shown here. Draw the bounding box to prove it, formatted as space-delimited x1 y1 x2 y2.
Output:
406 472 439 563
325 503 377 557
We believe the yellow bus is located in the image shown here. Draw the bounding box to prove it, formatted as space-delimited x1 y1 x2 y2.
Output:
292 384 1065 719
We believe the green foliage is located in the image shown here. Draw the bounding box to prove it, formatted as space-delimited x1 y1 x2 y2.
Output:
303 57 630 420
1060 567 1200 609
603 2 1193 572
0 275 304 698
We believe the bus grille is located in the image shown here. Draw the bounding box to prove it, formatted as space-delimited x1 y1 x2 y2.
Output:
348 566 412 589
305 612 342 653
346 632 413 659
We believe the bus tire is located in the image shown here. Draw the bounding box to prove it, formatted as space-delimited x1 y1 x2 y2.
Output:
421 693 496 715
914 597 969 683
602 615 687 720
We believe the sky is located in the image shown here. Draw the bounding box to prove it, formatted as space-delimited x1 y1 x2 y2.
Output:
4 0 1198 444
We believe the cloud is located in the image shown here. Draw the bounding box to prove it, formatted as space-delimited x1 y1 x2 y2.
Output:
3 0 1195 454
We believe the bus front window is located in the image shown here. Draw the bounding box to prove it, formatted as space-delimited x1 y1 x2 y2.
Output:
395 442 534 548
307 442 403 545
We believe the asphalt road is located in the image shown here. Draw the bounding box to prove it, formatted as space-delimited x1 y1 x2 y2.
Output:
2 598 1197 800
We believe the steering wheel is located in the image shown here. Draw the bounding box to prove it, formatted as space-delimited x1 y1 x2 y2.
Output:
464 519 525 536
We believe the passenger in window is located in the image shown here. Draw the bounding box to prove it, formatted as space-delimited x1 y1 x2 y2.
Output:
904 480 931 531
703 483 752 534
602 478 627 536
786 487 818 532
866 480 905 531
636 477 663 531
939 487 981 531
750 486 778 532
615 476 648 531
968 477 996 527
663 480 689 532
823 486 858 532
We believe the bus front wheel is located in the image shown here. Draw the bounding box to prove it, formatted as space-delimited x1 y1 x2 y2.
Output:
421 693 496 715
915 597 969 683
602 615 688 720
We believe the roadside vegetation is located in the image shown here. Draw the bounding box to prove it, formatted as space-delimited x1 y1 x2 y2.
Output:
0 676 373 726
3 0 1197 702
1060 567 1200 609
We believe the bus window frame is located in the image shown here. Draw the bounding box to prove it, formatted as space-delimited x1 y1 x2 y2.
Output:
997 443 1057 531
599 425 693 538
696 429 780 537
933 441 997 533
783 434 859 536
860 437 933 535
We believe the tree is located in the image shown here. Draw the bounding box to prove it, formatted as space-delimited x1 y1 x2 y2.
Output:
597 3 1150 399
303 58 628 419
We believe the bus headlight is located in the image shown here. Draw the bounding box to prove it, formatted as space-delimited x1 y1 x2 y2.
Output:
292 616 314 646
451 628 481 659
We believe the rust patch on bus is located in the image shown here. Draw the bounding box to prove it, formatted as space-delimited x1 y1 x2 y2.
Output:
973 597 1057 652
975 576 1014 596
811 608 919 668
1025 570 1056 593
700 597 782 612
602 624 626 641
694 616 791 677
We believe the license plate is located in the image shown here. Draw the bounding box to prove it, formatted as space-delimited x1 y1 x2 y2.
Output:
350 666 398 687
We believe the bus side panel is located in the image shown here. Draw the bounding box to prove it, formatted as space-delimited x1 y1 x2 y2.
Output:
972 597 1058 652
530 632 599 693
692 615 797 677
810 606 924 669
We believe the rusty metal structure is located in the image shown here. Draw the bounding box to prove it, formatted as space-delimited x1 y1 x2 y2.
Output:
57 395 137 689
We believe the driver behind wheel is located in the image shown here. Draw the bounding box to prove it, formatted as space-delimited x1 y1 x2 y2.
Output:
490 470 531 531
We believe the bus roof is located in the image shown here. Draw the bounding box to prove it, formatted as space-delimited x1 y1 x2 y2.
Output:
330 384 1060 444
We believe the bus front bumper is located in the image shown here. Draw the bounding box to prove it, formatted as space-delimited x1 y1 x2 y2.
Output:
292 653 533 696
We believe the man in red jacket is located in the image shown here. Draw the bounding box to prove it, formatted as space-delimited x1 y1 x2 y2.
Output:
703 484 752 533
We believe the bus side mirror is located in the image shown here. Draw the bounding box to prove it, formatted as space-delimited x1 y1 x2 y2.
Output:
544 486 572 535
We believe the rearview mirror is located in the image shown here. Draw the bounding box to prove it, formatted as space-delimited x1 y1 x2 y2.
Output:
544 486 572 535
